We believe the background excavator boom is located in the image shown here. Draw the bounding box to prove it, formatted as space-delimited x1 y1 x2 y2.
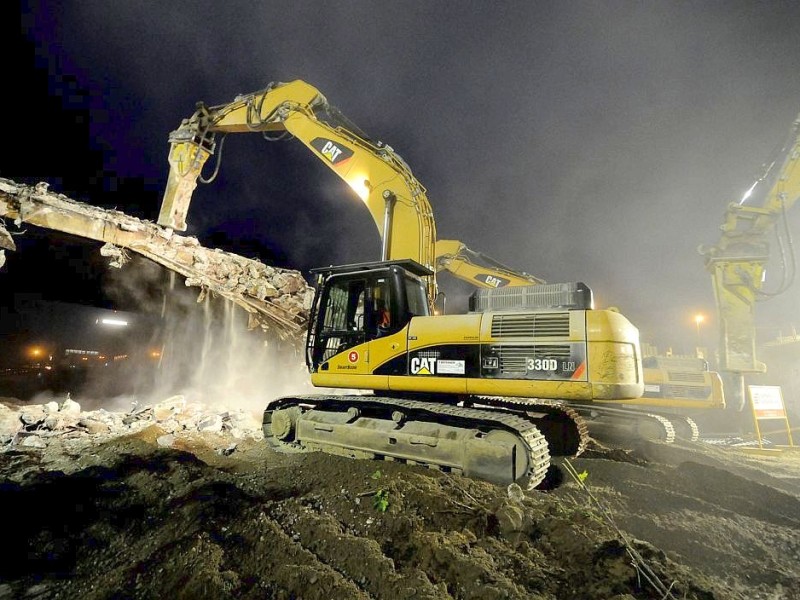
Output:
434 239 545 289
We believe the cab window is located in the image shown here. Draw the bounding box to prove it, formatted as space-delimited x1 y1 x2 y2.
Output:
405 276 430 317
317 278 367 362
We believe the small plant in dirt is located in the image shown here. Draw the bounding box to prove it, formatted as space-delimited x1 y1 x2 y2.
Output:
370 469 382 480
373 489 389 512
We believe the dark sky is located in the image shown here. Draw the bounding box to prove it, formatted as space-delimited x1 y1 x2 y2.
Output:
3 0 800 354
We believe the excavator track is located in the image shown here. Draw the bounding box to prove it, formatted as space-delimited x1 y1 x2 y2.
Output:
263 394 551 489
668 415 700 442
471 396 590 457
570 405 678 445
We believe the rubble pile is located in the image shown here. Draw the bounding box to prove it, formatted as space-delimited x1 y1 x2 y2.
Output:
0 178 313 340
0 395 263 459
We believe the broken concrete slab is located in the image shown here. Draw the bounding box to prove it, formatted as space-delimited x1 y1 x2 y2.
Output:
0 220 14 251
0 178 312 341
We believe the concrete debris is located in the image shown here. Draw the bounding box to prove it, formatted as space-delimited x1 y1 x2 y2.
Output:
152 395 186 421
0 405 20 444
78 417 110 435
494 501 526 536
218 442 238 456
197 414 224 433
156 433 176 448
506 482 525 504
19 406 46 427
0 396 265 451
99 243 131 268
19 435 47 449
0 178 312 342
60 396 81 415
0 220 14 251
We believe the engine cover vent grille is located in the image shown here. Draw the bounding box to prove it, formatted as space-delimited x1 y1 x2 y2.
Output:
491 313 570 338
662 385 710 399
667 371 706 383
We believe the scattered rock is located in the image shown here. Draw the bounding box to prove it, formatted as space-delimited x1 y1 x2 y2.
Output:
153 395 186 421
157 434 176 448
19 435 46 449
495 501 526 535
59 397 81 415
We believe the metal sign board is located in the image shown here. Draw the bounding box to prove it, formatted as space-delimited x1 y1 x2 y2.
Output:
749 385 787 420
747 385 795 450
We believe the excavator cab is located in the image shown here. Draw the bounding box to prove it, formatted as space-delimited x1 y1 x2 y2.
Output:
306 260 432 371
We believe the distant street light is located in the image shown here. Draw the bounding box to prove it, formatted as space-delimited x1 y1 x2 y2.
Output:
98 318 128 327
694 313 705 342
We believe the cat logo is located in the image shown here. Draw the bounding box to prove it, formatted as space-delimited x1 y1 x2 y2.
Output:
311 137 354 165
478 274 510 288
410 356 437 375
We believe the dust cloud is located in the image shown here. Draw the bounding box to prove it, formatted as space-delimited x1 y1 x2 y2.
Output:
80 258 315 415
151 275 312 413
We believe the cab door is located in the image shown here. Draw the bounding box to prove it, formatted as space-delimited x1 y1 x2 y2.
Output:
309 273 389 390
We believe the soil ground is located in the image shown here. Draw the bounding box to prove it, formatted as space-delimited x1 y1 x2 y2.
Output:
1 405 799 600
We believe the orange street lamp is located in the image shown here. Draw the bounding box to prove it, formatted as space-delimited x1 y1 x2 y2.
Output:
694 314 705 338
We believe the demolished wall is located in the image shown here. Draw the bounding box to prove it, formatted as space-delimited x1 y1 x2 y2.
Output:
0 178 312 342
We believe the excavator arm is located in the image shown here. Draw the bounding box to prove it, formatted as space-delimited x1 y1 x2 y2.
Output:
699 112 800 408
159 80 554 305
157 79 438 301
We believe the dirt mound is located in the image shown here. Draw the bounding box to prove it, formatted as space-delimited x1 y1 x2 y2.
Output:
1 419 799 599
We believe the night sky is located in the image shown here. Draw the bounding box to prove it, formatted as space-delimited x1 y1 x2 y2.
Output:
3 1 800 355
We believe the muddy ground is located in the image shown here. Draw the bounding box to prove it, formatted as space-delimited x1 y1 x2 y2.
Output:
1 400 799 600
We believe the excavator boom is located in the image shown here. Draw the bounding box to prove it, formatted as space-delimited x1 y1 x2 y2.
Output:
435 239 545 288
157 80 438 302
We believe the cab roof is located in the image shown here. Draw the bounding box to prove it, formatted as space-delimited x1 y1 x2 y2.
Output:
310 259 433 278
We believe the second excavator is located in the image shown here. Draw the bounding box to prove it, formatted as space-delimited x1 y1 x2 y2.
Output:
699 111 800 420
158 79 644 489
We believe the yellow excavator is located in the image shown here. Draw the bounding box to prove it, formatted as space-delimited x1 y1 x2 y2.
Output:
158 79 644 489
699 111 800 419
